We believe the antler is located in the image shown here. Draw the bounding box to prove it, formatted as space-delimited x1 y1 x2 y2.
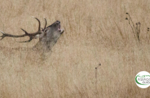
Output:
0 17 42 42
44 18 47 29
41 18 47 31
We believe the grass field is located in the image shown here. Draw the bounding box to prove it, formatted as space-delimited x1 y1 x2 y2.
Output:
0 0 150 98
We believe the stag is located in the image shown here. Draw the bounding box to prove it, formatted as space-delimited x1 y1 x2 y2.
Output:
0 17 64 52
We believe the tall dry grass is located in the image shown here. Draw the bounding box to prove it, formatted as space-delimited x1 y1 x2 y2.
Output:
0 0 150 98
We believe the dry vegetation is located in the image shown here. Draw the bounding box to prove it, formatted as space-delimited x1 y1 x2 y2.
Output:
0 0 150 98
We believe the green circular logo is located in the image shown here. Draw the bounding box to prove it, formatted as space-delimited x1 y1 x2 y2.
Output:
135 71 150 88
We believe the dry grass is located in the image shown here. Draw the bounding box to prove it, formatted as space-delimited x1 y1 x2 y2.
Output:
0 0 150 98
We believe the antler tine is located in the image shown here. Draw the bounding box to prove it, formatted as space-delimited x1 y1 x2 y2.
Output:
20 28 29 35
20 28 34 43
0 30 6 40
19 37 32 43
0 30 26 40
44 18 47 29
33 17 41 31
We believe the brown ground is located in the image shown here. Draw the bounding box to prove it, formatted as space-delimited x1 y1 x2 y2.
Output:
0 0 150 98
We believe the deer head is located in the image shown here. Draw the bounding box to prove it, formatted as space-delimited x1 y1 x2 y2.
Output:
0 17 64 52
